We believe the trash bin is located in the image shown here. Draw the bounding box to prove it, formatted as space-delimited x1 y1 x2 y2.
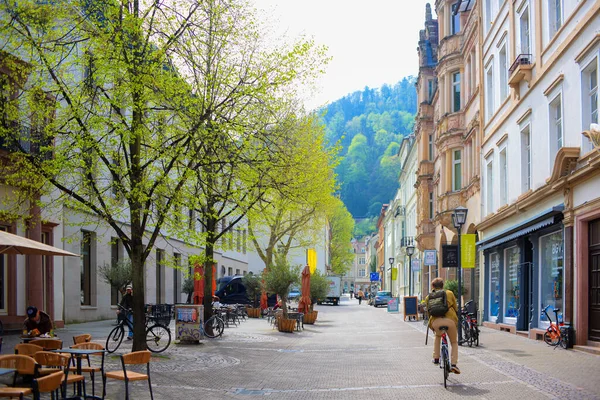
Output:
175 304 204 343
560 323 574 349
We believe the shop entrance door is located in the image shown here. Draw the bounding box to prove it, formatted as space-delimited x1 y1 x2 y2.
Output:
589 219 600 342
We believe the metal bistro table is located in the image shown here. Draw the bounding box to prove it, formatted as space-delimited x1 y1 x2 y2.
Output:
52 348 105 400
0 367 15 376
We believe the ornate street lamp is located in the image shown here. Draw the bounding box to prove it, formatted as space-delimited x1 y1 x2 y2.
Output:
452 206 468 344
389 257 395 296
406 245 415 296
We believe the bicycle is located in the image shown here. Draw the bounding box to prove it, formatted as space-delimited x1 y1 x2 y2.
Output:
439 326 451 388
541 304 567 349
106 305 172 353
460 300 479 347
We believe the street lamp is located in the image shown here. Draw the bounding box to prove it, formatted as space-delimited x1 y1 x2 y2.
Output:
389 257 394 296
452 206 468 344
406 245 415 296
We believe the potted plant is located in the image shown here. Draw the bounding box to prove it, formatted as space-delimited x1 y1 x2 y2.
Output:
444 279 467 302
242 273 262 318
304 270 328 324
263 257 300 332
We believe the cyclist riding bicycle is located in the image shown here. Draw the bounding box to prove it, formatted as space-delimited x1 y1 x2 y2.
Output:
117 285 134 340
425 278 460 374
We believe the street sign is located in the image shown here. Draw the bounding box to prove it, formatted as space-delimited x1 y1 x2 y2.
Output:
411 258 421 272
442 245 458 268
370 272 380 282
424 250 437 266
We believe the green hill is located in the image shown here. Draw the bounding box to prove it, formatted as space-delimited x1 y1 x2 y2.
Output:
319 77 417 218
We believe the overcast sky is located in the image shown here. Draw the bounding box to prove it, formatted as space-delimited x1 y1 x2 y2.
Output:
253 0 435 110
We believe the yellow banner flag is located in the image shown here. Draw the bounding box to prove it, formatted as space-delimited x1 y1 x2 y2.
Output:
391 267 398 281
461 234 476 269
307 249 317 274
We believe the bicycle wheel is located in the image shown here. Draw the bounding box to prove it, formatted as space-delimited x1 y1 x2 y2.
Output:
106 325 125 353
544 330 560 346
472 326 480 347
204 315 224 338
146 324 171 353
559 328 569 349
461 320 471 346
442 346 449 388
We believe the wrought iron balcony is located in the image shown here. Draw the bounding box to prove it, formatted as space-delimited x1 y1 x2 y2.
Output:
400 236 415 248
508 54 533 88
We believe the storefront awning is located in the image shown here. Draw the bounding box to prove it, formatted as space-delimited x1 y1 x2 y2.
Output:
476 206 564 251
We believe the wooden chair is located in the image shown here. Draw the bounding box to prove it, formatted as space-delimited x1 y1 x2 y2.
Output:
103 350 153 400
73 334 91 345
0 354 37 389
32 370 64 400
14 343 44 358
69 342 104 397
0 385 32 399
31 339 62 351
33 351 86 398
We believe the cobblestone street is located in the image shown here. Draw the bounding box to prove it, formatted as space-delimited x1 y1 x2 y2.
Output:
5 296 600 399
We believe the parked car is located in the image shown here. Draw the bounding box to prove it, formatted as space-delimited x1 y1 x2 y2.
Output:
288 289 301 300
373 291 392 307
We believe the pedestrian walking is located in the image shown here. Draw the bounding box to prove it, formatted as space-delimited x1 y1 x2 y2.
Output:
350 290 354 299
357 289 364 305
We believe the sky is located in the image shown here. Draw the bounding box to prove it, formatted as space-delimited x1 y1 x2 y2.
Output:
253 0 435 110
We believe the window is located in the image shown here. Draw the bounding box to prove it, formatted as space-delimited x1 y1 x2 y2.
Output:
486 157 494 214
499 44 508 100
489 252 500 320
484 0 492 31
361 247 365 253
156 249 164 303
110 238 120 305
539 231 564 326
359 257 366 265
548 0 562 38
173 253 181 304
221 265 226 278
499 148 508 206
504 246 520 322
428 79 434 102
429 191 434 219
80 231 94 306
549 93 563 161
452 149 462 191
486 62 495 121
452 72 461 112
236 269 240 275
581 59 598 153
520 7 531 55
451 2 461 35
359 269 366 278
428 134 434 161
521 124 532 192
228 267 233 276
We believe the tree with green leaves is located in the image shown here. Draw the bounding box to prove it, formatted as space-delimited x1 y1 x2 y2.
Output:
0 0 326 350
98 260 132 304
328 198 354 275
262 256 300 319
309 270 329 311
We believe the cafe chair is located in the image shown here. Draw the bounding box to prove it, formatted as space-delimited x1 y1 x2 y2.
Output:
69 342 105 397
73 334 92 345
103 350 153 400
31 339 62 351
32 370 64 400
33 351 86 399
0 354 37 388
14 343 44 358
0 385 32 399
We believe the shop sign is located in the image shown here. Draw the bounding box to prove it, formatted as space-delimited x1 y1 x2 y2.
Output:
424 250 437 266
411 258 421 272
443 245 458 268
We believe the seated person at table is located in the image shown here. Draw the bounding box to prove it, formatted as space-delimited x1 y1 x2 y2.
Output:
24 306 53 336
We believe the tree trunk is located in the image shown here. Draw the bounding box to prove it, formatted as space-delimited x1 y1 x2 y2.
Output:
130 232 147 351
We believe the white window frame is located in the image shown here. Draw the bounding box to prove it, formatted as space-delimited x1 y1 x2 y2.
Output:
519 5 531 56
486 59 495 121
451 2 461 35
580 57 598 154
520 123 532 193
499 43 509 100
499 147 508 206
452 72 461 113
548 0 563 39
486 155 494 215
452 149 462 191
538 230 565 329
548 92 563 163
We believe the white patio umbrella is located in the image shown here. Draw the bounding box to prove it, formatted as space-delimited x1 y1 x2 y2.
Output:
0 230 79 256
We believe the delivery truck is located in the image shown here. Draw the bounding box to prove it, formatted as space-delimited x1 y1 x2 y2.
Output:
317 276 341 306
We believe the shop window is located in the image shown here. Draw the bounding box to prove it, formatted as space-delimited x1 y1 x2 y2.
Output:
539 231 564 326
489 253 500 321
504 246 520 322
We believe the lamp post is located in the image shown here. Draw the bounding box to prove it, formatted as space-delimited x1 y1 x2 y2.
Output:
452 206 468 344
406 245 415 296
388 257 395 296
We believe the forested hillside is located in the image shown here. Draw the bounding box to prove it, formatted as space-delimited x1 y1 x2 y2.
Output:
320 77 417 217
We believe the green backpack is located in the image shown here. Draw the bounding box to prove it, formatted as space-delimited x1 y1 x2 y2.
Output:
427 290 448 317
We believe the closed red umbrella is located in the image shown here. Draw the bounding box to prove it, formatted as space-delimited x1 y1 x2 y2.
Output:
260 291 268 310
298 265 311 314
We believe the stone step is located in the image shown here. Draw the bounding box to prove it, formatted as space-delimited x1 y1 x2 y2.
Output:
585 340 600 348
573 345 600 356
516 330 529 338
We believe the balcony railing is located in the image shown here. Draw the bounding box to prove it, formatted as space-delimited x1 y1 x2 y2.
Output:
400 236 415 248
508 54 532 75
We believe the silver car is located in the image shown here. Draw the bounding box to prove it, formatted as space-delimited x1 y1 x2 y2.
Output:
373 291 392 307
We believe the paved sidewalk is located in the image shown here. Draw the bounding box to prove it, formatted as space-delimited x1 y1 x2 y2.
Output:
1 299 598 399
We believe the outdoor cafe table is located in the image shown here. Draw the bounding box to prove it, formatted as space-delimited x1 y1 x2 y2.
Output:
0 368 15 376
52 348 105 400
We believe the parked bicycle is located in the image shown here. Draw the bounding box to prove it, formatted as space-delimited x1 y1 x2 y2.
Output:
106 304 172 353
460 300 479 347
541 304 568 349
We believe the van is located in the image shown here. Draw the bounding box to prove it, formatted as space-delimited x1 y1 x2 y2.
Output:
215 276 277 306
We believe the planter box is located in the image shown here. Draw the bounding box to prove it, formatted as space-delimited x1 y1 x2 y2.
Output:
303 311 318 325
277 318 296 333
247 308 261 318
